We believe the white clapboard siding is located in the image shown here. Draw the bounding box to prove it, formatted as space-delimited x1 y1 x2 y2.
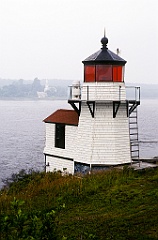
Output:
75 102 131 165
94 102 131 165
81 82 126 101
46 155 74 174
44 123 78 174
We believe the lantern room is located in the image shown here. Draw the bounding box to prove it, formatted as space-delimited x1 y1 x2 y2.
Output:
83 35 126 83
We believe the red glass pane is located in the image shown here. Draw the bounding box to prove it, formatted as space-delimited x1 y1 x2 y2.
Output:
84 65 95 82
113 66 123 82
96 65 112 81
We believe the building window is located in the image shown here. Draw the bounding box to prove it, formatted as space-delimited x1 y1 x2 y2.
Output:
96 65 113 81
113 66 124 82
55 123 65 149
84 65 95 82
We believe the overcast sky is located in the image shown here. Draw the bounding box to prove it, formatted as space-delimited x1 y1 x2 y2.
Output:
0 0 158 84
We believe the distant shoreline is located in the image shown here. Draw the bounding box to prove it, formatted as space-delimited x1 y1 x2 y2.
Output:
0 97 68 101
0 96 158 100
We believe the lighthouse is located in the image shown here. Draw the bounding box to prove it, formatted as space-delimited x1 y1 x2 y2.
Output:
44 34 140 174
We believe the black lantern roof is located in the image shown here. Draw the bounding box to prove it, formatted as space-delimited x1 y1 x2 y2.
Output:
82 36 127 65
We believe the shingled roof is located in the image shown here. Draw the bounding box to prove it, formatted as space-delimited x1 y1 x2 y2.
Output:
82 36 126 65
43 109 79 126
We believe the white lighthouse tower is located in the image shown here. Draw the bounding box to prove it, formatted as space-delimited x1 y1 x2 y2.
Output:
68 35 140 172
44 34 140 174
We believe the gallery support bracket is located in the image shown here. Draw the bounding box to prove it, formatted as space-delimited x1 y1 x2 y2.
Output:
87 101 95 118
68 100 95 118
113 101 121 118
127 100 140 117
113 100 140 118
68 100 81 116
68 99 140 119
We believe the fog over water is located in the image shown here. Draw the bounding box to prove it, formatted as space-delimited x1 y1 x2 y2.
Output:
0 99 158 188
0 0 158 83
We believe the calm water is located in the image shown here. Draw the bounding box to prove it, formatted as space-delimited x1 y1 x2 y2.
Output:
0 99 158 188
138 99 158 158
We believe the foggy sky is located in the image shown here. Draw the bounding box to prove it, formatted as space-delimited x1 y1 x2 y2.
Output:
0 0 158 84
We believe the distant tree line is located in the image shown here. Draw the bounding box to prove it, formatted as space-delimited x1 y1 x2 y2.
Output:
0 78 68 99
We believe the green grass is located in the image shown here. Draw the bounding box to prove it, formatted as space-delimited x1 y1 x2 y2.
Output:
0 167 158 239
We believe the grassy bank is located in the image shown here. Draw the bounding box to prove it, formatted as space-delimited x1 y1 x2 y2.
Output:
0 167 158 239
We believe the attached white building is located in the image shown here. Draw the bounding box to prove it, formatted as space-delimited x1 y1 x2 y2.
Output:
43 35 140 174
44 109 78 174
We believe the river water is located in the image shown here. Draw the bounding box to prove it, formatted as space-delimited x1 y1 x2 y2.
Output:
0 99 158 188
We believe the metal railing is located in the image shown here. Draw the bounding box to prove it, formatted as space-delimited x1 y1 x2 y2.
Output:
125 86 140 102
68 85 140 102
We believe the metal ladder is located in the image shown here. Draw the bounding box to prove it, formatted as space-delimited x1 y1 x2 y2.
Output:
129 104 139 160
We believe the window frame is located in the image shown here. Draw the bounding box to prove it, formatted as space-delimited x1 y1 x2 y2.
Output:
96 65 113 82
84 64 124 83
55 123 65 149
84 65 95 82
112 65 124 82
